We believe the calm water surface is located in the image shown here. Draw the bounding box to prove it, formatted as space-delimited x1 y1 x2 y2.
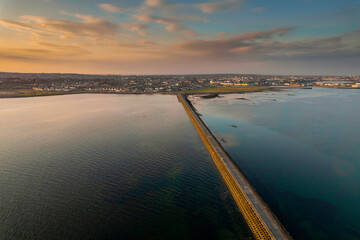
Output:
0 94 253 240
189 87 360 240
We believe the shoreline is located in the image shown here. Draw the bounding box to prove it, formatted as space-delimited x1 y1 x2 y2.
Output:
0 90 177 99
0 87 272 99
313 86 360 89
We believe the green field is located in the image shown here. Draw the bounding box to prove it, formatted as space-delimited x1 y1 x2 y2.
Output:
181 86 270 94
0 89 71 98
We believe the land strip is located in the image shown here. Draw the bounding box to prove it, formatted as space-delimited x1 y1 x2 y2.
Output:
0 86 271 98
181 86 270 94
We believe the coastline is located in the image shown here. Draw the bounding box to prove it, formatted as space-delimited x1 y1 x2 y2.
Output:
313 86 360 89
0 86 272 99
0 90 177 99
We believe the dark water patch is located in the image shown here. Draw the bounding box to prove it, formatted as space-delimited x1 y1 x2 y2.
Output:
201 93 221 99
0 94 254 240
274 191 339 240
345 227 360 238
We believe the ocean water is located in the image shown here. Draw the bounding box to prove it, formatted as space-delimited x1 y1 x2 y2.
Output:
0 94 253 240
189 87 360 240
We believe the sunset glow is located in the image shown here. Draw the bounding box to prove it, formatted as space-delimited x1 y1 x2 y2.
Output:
0 0 359 75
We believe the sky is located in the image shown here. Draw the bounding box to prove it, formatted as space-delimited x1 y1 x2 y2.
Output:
0 0 359 75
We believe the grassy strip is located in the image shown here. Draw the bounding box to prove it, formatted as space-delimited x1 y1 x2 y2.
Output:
0 90 72 98
181 86 270 94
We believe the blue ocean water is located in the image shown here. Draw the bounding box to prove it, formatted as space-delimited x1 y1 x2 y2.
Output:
189 87 360 240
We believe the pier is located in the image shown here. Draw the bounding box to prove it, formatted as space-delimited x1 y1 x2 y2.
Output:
178 94 292 240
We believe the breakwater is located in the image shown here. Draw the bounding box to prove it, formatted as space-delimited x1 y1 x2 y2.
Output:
178 94 291 240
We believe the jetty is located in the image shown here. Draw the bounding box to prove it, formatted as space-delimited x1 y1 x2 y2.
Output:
178 94 292 240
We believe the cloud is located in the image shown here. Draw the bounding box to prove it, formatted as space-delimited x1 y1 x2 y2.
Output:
145 0 166 7
251 7 265 12
121 23 150 36
139 0 178 15
134 14 202 36
0 14 121 39
0 37 161 64
134 14 182 32
0 18 41 32
133 0 207 36
31 42 90 55
196 0 244 13
173 27 296 56
98 3 127 13
114 40 157 48
121 23 148 31
0 43 90 63
264 32 360 60
172 28 360 62
217 32 231 38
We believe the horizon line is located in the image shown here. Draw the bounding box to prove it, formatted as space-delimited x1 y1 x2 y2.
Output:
1 71 358 77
